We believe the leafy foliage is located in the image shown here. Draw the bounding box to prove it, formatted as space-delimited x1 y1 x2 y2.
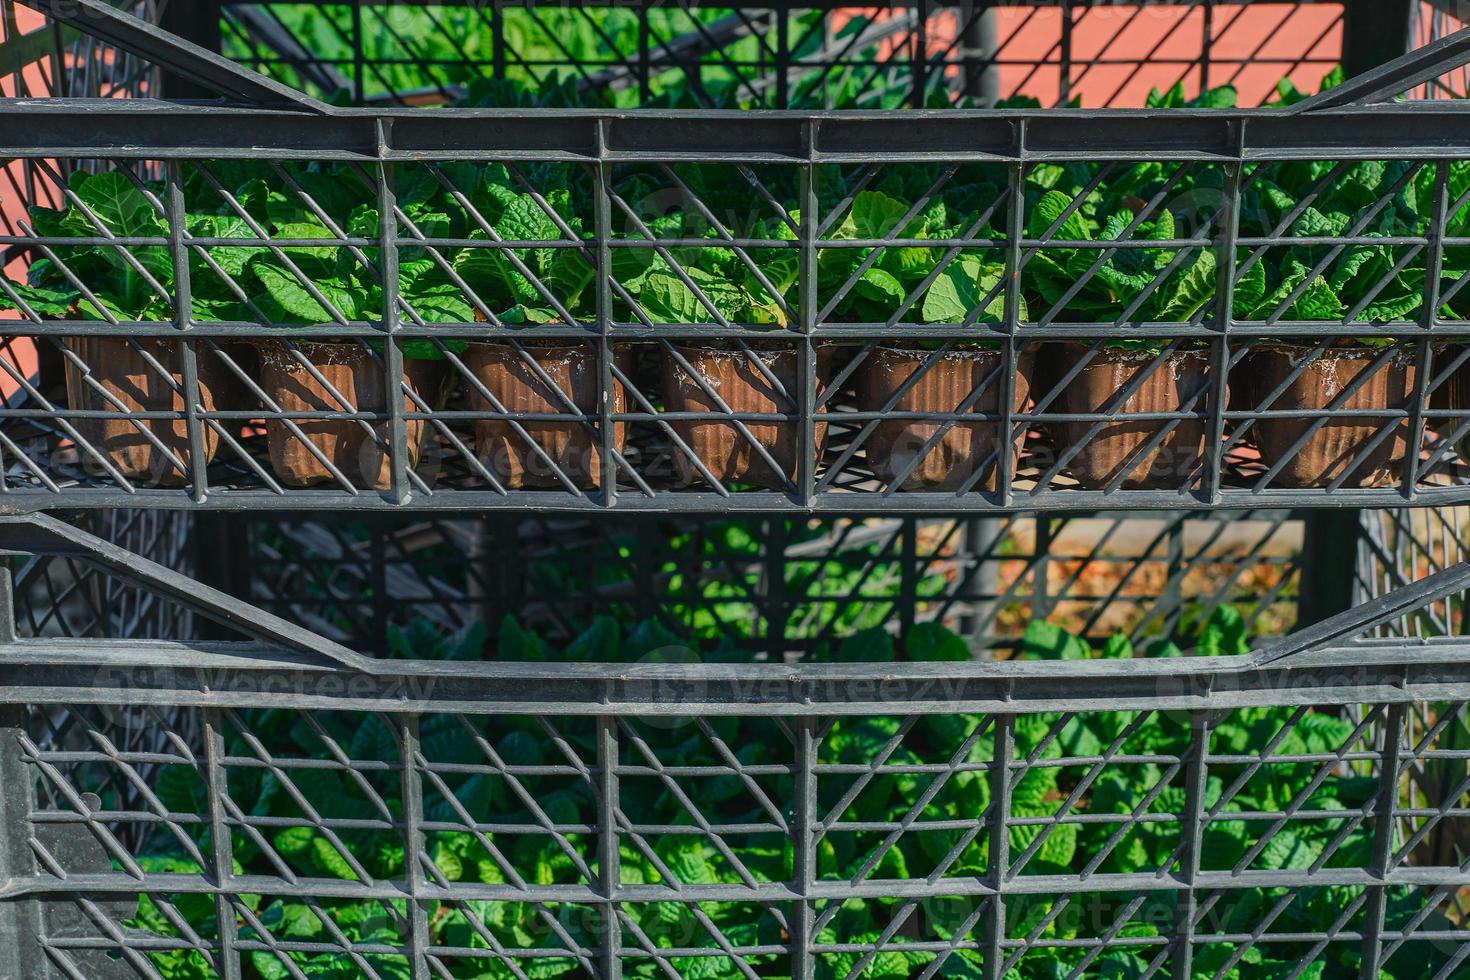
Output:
115 608 1460 979
8 72 1461 356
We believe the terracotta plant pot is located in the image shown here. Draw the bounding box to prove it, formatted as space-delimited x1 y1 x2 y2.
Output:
661 344 832 490
1048 344 1218 490
1246 345 1419 488
856 345 1034 492
467 342 624 490
63 337 227 486
257 340 424 490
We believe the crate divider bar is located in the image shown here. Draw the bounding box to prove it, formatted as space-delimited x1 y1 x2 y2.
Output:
1360 700 1408 974
799 118 818 508
204 707 243 980
1170 709 1214 980
983 712 1012 980
791 714 819 980
596 117 618 504
597 714 622 979
376 122 412 506
400 711 432 979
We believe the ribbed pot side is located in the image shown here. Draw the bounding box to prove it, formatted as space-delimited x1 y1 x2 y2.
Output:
662 345 831 490
1049 344 1217 491
257 340 424 491
63 337 224 486
857 346 1034 492
467 342 624 490
1247 345 1418 489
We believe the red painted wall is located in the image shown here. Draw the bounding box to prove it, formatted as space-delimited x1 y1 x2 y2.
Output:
1 7 47 403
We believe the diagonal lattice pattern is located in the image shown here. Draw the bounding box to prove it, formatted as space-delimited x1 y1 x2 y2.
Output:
5 668 1467 980
5 136 1470 509
211 2 1347 111
213 510 1308 661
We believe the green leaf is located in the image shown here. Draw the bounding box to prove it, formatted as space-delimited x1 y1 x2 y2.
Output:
0 281 76 317
272 826 315 858
401 260 473 324
1198 605 1249 657
565 616 620 663
658 838 719 886
1190 84 1239 109
258 900 323 941
1156 250 1216 321
1257 829 1323 871
249 260 359 323
65 171 167 238
921 257 1009 324
251 951 292 980
855 266 905 307
498 615 550 662
1028 190 1094 242
906 622 970 662
310 836 360 881
1100 632 1133 660
1360 285 1424 323
497 729 544 769
432 839 464 881
1020 620 1090 660
1231 258 1267 317
635 267 745 324
833 628 896 663
830 190 910 240
1011 805 1078 868
624 617 686 659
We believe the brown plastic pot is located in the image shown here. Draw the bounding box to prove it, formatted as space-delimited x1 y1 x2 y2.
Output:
257 340 424 490
1246 345 1419 488
466 342 625 490
662 344 833 490
63 337 228 486
856 345 1034 492
1049 344 1218 490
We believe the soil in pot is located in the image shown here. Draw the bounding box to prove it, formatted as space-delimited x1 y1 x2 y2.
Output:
1246 345 1419 488
467 342 625 490
661 344 833 490
257 340 425 491
856 345 1034 492
63 336 228 486
1047 344 1219 491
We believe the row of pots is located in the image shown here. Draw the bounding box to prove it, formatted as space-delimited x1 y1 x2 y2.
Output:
64 338 1424 491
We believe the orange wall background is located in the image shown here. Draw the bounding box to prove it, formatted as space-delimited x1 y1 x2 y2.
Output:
989 2 1342 107
1 6 46 403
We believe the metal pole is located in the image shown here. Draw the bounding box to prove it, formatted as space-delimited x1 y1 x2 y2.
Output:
157 0 222 100
962 1 1000 105
790 716 818 980
1170 710 1214 980
958 517 1004 647
982 715 1013 980
0 564 15 644
765 518 790 660
485 514 524 633
1360 702 1407 976
192 512 249 642
1341 0 1414 79
1298 511 1362 628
